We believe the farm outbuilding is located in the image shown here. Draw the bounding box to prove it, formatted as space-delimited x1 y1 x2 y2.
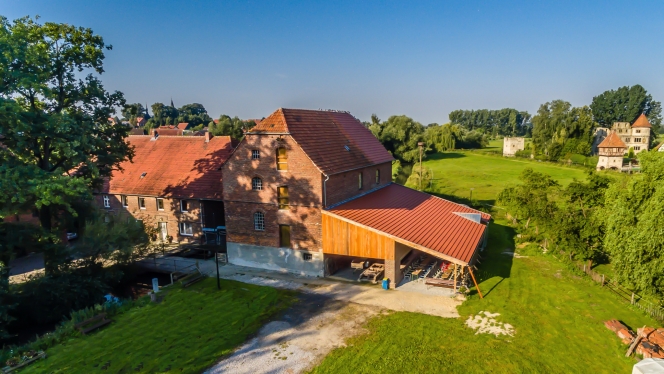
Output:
322 183 490 290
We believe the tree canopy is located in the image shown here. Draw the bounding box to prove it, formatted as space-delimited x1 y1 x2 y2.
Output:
449 108 531 137
369 115 426 163
531 101 595 160
0 16 131 271
590 84 662 133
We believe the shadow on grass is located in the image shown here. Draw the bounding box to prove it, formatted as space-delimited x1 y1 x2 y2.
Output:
469 222 516 298
426 191 496 212
425 152 466 161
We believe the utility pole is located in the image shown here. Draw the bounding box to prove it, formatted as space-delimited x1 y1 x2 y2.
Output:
418 142 424 191
470 188 474 203
215 248 220 290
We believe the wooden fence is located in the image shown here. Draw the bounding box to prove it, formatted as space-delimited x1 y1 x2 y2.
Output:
577 263 664 322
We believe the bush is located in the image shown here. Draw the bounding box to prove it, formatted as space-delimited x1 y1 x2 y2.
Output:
515 149 531 159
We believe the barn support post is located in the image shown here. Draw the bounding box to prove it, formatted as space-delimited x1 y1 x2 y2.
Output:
468 266 483 299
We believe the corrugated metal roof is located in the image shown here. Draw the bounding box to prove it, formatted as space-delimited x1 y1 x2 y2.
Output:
101 135 234 199
598 131 626 148
247 108 394 175
326 183 491 264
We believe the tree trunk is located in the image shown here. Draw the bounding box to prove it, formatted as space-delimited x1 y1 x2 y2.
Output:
38 205 58 275
587 258 593 269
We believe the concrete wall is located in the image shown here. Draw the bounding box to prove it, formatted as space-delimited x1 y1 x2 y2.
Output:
596 155 623 170
503 137 525 157
227 242 324 277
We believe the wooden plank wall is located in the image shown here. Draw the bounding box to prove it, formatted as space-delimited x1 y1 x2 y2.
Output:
322 213 395 259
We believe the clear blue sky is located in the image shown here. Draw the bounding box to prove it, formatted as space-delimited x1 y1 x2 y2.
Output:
4 0 664 124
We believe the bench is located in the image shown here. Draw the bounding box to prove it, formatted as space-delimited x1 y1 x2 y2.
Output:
75 313 112 335
180 271 205 288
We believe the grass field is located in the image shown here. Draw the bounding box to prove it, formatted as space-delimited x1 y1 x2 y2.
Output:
414 151 589 205
23 279 293 374
311 220 656 374
312 150 654 373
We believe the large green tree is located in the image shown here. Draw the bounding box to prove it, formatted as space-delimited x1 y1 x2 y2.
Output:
590 84 662 133
449 108 531 137
0 16 131 272
604 151 664 296
369 115 426 163
531 101 595 160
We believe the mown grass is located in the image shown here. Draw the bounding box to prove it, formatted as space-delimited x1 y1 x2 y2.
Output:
311 220 656 374
414 151 589 205
24 278 293 374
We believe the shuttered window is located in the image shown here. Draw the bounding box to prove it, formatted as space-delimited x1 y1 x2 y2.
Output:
276 148 288 171
278 186 289 210
279 225 291 248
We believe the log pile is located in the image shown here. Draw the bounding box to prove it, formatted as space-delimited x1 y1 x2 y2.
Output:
605 320 664 358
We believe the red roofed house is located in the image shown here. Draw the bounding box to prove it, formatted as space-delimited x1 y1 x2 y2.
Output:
596 131 627 170
610 113 652 154
98 132 234 244
222 108 490 287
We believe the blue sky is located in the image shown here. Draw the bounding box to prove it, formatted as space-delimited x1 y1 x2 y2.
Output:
4 0 664 124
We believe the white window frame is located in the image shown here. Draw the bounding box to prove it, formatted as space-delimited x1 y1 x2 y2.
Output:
157 198 164 211
121 195 128 208
179 222 193 236
252 150 260 159
252 177 262 191
139 197 146 209
103 195 110 208
180 200 188 212
254 212 265 231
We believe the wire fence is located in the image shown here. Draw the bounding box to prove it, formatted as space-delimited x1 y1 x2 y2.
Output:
576 263 664 322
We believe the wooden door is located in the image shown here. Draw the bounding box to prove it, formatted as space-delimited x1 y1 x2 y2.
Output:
279 225 291 248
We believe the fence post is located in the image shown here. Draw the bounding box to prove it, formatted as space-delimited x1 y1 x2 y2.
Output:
631 293 635 305
601 274 605 286
583 264 586 273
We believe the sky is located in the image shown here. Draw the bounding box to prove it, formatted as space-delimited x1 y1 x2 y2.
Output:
4 0 664 124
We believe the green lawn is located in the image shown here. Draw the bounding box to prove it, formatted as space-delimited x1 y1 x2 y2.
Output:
24 279 293 374
414 151 589 205
311 220 656 374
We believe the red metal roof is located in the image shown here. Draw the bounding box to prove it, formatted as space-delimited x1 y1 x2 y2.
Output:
102 135 234 199
248 108 394 174
598 131 626 148
632 113 652 128
326 183 491 264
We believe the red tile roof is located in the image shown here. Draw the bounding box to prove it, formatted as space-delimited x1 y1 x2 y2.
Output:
633 113 652 128
102 135 234 199
326 183 491 264
177 122 188 130
248 108 393 174
154 128 183 136
598 131 627 148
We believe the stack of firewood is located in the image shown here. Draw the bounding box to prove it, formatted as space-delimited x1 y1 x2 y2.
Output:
605 319 664 358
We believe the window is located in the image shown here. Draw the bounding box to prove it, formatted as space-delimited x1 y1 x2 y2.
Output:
278 186 289 209
157 198 164 210
252 150 260 159
179 222 193 236
139 197 146 209
103 195 110 208
358 173 363 190
302 253 312 261
252 177 263 191
279 225 291 248
254 212 265 231
180 200 188 212
635 138 642 143
635 146 641 151
636 129 641 134
277 148 288 171
625 138 630 143
375 169 380 185
619 129 623 133
121 195 128 208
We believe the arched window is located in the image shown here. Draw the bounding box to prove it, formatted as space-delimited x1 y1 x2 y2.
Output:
276 148 288 170
254 212 265 231
252 177 262 191
375 169 380 184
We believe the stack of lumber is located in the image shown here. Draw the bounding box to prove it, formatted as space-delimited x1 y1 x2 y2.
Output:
605 320 664 358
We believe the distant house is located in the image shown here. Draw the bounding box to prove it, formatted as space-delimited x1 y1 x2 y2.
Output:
177 122 188 131
97 132 235 244
503 137 525 157
594 114 652 155
596 131 626 170
129 128 145 135
135 117 147 127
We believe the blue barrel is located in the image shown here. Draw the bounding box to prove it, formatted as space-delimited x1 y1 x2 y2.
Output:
382 278 390 290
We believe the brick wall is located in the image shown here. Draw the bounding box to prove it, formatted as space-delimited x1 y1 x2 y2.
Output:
95 194 203 244
324 162 392 207
223 134 324 251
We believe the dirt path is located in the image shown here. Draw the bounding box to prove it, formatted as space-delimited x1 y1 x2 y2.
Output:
205 294 382 374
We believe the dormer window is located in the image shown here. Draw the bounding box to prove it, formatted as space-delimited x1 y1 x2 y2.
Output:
344 145 350 151
277 148 288 171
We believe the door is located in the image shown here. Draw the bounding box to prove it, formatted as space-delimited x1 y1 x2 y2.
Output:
159 222 168 241
279 225 291 248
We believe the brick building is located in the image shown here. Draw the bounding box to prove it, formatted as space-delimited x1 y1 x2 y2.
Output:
222 109 393 275
97 133 234 244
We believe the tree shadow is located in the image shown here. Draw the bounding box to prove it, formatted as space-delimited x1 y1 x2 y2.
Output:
468 221 515 298
425 152 467 161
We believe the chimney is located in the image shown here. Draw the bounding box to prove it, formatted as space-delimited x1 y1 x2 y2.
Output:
205 131 213 143
151 129 159 140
